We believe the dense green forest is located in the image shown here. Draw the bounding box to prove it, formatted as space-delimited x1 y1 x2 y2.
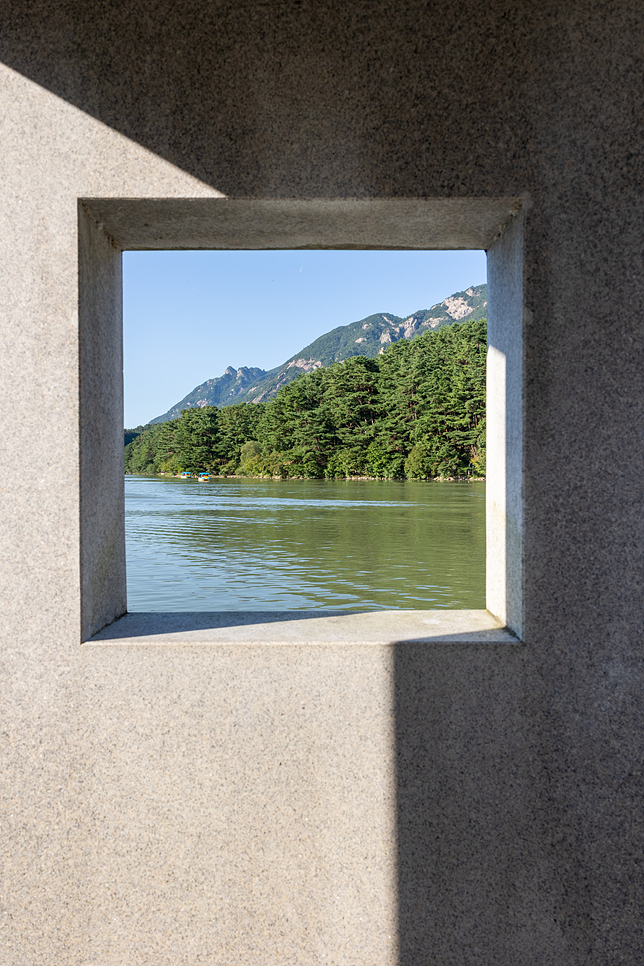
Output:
124 318 486 480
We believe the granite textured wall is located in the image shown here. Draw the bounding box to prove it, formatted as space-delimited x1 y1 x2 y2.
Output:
2 2 644 963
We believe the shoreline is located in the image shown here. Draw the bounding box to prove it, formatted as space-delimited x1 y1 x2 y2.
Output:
128 472 486 483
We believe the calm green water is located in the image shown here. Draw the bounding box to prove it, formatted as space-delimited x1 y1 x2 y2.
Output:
125 476 486 611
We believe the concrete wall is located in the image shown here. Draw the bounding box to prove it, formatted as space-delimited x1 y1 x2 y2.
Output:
2 3 644 963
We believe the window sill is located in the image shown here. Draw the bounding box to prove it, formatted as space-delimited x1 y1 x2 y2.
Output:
87 609 519 646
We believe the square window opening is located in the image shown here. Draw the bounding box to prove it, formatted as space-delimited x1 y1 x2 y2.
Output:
78 199 524 644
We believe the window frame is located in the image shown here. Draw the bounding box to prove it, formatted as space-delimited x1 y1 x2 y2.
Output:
78 198 525 642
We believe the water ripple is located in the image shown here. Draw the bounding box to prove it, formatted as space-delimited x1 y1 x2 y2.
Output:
125 475 485 611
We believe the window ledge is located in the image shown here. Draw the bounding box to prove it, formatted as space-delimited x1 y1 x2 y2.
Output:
87 610 519 646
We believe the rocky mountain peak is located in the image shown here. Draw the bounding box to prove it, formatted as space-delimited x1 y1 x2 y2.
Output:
149 283 487 423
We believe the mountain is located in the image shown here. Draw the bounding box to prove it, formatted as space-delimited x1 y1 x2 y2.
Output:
151 366 266 424
150 283 487 423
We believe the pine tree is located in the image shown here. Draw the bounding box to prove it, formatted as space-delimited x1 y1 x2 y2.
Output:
174 407 220 473
124 319 487 481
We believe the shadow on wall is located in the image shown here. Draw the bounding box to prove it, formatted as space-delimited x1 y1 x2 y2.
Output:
394 642 539 965
90 606 534 958
0 2 541 198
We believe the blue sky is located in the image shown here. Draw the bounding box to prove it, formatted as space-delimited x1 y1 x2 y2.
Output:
123 249 487 427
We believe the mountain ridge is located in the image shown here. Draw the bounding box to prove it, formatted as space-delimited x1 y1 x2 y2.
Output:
149 282 487 424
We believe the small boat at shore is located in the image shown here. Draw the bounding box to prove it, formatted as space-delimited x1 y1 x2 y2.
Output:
180 471 191 479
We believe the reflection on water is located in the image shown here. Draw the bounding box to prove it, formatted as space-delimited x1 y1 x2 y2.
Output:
125 476 485 611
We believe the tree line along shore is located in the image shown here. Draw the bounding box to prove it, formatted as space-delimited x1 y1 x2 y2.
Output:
124 317 486 481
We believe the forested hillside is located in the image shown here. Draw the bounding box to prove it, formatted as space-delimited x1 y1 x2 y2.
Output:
149 283 488 422
125 318 486 481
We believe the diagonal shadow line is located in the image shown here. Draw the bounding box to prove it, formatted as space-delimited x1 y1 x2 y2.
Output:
88 610 518 644
92 609 373 636
0 3 384 197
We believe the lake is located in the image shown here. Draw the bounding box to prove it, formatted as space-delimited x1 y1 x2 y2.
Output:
125 476 486 611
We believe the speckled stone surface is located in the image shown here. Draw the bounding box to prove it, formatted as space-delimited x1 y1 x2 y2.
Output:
2 2 644 963
89 609 517 645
